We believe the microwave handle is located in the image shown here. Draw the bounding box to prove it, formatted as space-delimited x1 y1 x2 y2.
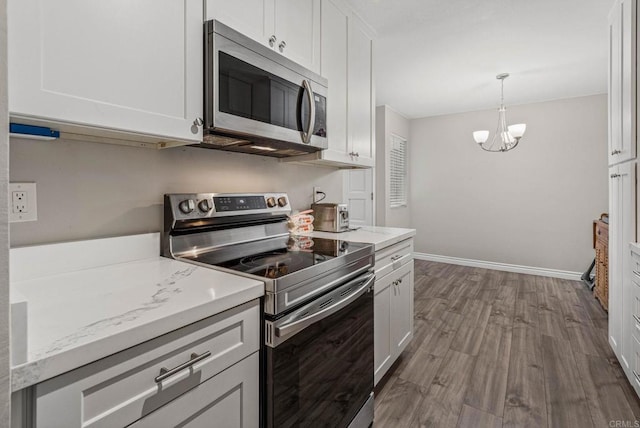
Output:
301 79 316 144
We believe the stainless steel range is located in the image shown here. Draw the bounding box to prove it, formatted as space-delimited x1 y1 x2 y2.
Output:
162 192 375 428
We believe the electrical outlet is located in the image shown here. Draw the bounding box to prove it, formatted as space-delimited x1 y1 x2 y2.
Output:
12 191 27 213
9 182 37 223
313 186 323 203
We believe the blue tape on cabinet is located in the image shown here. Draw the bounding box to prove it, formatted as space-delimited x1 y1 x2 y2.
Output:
9 123 60 140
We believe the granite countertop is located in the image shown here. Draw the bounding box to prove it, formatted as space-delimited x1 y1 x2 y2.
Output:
307 226 416 251
9 233 264 392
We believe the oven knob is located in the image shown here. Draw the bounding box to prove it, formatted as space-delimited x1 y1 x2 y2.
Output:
266 197 277 208
178 199 195 214
198 199 213 212
277 196 288 207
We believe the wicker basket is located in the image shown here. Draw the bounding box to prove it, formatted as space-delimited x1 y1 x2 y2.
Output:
594 214 609 310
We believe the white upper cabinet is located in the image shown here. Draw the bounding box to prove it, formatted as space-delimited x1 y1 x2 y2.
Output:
205 0 274 49
284 0 375 169
274 0 321 73
320 0 349 156
206 0 320 73
609 0 637 165
8 0 204 145
347 13 375 166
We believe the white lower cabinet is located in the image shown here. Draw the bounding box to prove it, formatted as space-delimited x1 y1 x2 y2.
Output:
610 161 636 363
30 300 260 428
373 238 414 385
129 353 259 428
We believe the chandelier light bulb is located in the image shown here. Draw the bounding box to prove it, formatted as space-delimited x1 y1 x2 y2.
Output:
508 123 526 138
473 130 489 144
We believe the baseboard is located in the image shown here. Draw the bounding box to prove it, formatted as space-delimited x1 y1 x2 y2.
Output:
413 252 582 281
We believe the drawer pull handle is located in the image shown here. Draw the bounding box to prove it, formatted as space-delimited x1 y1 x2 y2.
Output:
391 255 402 261
634 370 640 385
634 315 640 325
155 351 211 383
634 270 640 278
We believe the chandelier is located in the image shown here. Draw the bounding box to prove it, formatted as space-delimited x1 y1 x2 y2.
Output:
473 73 526 152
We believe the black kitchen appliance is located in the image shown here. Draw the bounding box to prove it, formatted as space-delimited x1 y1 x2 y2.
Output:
162 192 374 428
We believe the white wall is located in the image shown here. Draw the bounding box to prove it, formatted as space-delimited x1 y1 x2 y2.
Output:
375 105 411 227
9 140 345 246
410 94 608 273
0 0 11 423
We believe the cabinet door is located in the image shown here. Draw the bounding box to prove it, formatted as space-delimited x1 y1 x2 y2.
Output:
205 0 274 49
320 0 349 160
390 261 414 356
374 278 392 386
274 0 321 73
608 0 637 165
347 14 375 165
610 164 623 356
609 161 637 366
129 352 259 428
609 0 622 165
621 161 637 369
8 0 203 143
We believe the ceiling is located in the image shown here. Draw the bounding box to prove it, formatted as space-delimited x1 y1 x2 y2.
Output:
345 0 613 118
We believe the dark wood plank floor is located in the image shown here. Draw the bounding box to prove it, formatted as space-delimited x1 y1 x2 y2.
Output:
374 260 640 428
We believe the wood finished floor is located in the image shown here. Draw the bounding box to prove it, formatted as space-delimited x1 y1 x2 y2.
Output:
374 260 640 428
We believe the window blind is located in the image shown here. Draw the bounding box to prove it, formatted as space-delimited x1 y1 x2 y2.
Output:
389 134 407 208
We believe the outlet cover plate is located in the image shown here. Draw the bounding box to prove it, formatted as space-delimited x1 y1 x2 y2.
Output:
9 182 37 223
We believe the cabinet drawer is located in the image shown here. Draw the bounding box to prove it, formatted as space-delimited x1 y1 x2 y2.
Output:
375 239 413 279
129 352 259 428
34 299 260 428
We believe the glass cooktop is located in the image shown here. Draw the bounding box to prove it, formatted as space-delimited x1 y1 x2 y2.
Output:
181 235 369 279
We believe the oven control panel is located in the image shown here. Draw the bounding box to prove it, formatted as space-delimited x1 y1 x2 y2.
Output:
214 195 267 212
166 192 291 220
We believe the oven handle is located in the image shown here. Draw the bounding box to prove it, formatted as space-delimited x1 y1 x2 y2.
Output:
275 272 375 340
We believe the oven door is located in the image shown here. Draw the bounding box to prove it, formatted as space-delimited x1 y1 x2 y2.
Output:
206 21 328 150
265 272 374 428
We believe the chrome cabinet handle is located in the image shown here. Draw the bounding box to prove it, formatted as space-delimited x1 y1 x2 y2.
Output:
300 80 316 144
154 351 211 383
269 35 277 47
193 117 204 127
279 40 286 52
634 370 640 384
612 149 622 155
634 315 640 325
391 255 402 261
349 152 360 158
611 173 621 178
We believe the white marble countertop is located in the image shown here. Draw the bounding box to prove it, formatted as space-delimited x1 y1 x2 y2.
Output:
10 233 264 392
306 226 416 252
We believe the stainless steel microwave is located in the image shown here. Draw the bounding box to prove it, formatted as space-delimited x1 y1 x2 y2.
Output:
201 20 328 158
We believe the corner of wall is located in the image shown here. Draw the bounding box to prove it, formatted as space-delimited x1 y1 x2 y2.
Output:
0 0 11 423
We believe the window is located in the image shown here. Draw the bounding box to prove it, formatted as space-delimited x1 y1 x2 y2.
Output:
389 134 407 208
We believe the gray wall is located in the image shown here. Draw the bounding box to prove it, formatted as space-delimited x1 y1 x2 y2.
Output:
375 105 411 227
1 0 11 423
410 94 608 273
9 140 345 246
